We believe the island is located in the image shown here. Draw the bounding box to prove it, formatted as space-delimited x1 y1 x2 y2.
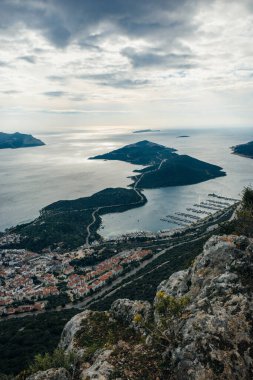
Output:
133 129 160 133
90 140 177 165
177 135 190 138
91 140 226 189
5 188 146 251
231 140 253 159
0 132 45 149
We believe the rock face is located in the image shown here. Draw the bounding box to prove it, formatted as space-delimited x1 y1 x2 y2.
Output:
60 310 93 351
157 234 253 379
27 368 71 380
30 234 253 380
110 298 152 329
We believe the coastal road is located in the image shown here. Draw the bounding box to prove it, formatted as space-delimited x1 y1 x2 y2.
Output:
85 158 166 245
1 204 236 321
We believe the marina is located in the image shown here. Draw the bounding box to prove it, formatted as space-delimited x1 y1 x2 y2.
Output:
161 193 238 227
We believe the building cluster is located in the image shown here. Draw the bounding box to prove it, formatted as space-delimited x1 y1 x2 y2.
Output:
66 249 152 298
0 244 152 317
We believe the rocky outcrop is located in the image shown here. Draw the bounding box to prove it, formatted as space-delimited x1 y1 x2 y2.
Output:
157 234 253 379
29 234 253 380
60 310 93 352
80 349 114 380
27 368 71 380
110 298 152 330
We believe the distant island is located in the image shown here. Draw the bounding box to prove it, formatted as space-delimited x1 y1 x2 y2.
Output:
133 129 160 133
231 140 253 159
6 188 146 251
91 140 226 189
0 132 45 149
177 135 190 138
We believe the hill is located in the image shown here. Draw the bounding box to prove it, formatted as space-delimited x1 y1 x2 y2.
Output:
134 154 226 188
231 140 253 158
0 132 45 149
20 231 253 380
90 140 177 165
6 188 146 251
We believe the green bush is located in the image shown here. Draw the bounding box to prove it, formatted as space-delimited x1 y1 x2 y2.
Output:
29 348 76 374
242 186 253 209
29 348 76 373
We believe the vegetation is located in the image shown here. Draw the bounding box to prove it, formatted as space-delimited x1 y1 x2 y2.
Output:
0 132 45 149
76 311 142 361
135 154 226 188
70 248 116 268
29 348 77 374
134 292 189 347
89 236 208 311
232 140 253 159
233 187 253 237
7 188 146 251
0 310 77 376
90 140 225 189
220 187 253 238
90 140 176 165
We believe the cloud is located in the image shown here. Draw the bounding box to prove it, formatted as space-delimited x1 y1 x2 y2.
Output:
43 91 66 97
101 78 149 89
121 47 195 69
0 0 200 48
77 72 149 88
1 90 20 94
47 75 67 83
18 55 36 64
0 60 10 67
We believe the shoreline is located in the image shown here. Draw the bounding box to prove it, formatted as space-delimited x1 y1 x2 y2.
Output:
0 203 237 321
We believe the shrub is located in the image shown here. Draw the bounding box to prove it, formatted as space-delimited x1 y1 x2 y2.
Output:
29 348 77 374
234 186 253 237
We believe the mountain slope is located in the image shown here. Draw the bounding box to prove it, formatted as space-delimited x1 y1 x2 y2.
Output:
25 234 253 380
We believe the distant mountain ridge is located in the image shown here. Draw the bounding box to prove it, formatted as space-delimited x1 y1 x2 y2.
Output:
0 132 45 149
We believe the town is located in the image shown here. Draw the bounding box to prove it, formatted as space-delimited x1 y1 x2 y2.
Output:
0 193 238 318
0 239 153 316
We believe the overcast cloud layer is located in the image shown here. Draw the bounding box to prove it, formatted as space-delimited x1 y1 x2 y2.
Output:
0 0 253 131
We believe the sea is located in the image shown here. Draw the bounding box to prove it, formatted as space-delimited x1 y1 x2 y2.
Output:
1 127 253 239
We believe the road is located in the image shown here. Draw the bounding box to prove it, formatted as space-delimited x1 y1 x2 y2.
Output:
1 204 235 321
85 158 166 245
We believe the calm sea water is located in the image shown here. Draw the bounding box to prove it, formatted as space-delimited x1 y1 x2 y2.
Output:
1 127 253 238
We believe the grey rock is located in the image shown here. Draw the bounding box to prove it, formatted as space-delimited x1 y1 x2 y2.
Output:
110 298 152 329
27 368 71 380
60 310 93 351
80 349 114 380
156 234 253 380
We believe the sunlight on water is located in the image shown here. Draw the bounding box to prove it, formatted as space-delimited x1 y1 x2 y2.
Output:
0 127 253 237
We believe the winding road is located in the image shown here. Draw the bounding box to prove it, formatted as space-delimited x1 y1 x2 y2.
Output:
85 159 166 245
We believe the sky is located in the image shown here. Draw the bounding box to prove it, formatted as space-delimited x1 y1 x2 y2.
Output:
0 0 253 132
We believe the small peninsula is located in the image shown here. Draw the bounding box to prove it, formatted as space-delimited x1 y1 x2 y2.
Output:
231 140 253 159
7 188 146 251
133 129 161 133
91 140 226 189
0 132 45 149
